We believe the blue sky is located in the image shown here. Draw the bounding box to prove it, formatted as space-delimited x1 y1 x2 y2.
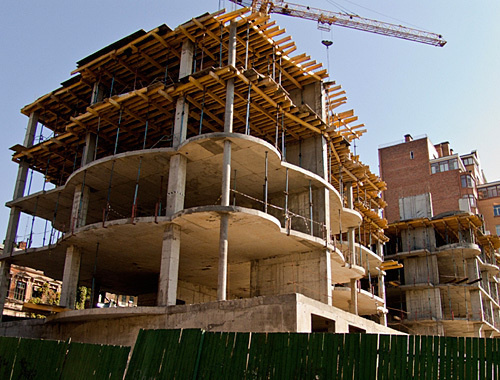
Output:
1 0 499 243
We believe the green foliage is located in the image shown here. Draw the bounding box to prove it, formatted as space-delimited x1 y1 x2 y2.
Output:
28 282 60 318
76 286 90 310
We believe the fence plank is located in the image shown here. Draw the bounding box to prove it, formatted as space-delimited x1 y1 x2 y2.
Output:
60 341 129 380
9 338 67 380
0 337 20 379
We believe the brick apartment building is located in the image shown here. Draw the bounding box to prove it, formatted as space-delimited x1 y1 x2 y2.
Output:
379 134 500 337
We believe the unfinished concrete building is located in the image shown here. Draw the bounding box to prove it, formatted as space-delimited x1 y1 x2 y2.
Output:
1 8 396 345
380 135 500 337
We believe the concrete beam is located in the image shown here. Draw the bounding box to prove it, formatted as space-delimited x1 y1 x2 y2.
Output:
157 224 181 306
60 245 82 309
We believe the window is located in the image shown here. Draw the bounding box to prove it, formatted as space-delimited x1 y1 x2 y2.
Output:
14 280 26 301
463 194 476 208
461 175 474 188
450 159 458 170
439 161 449 172
431 163 438 174
488 187 498 198
462 157 474 166
496 225 500 236
410 151 414 159
494 205 500 217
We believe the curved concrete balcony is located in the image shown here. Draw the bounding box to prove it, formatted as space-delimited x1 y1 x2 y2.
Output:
477 256 500 275
331 286 385 315
436 242 481 259
6 133 360 238
335 242 381 277
7 205 354 297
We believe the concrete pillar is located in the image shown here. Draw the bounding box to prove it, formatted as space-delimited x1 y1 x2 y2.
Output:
172 98 189 148
0 261 11 321
171 39 194 148
4 111 39 255
157 224 181 306
179 40 194 79
217 21 238 301
467 258 479 280
474 323 483 338
378 270 388 326
350 278 358 315
166 155 187 216
157 153 187 306
218 214 229 300
345 181 354 209
91 82 106 104
320 249 332 305
347 228 356 265
81 132 97 166
470 289 483 321
71 185 90 231
60 245 81 309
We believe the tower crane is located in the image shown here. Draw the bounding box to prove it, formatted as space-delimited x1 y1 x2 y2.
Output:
230 0 446 47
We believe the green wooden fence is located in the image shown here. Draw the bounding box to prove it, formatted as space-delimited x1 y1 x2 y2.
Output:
0 336 129 380
1 330 500 379
126 329 500 380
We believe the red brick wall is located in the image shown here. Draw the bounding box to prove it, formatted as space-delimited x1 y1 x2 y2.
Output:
379 138 432 223
478 197 500 234
379 138 462 222
429 170 461 216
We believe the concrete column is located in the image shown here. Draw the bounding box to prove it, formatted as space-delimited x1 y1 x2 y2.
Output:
216 21 238 301
470 289 483 321
347 228 356 265
81 132 97 166
0 261 11 321
172 98 189 148
171 39 194 148
70 185 90 231
223 21 237 134
345 181 354 209
378 270 388 326
474 323 484 338
158 224 181 306
179 40 194 79
218 214 229 300
166 155 187 216
91 82 106 104
4 111 39 255
60 245 81 309
158 153 187 306
319 249 332 306
467 258 479 280
350 278 358 315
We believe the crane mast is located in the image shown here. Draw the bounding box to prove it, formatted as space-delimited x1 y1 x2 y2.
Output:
230 0 446 47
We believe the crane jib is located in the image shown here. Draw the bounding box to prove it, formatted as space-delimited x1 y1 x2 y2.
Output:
229 0 446 47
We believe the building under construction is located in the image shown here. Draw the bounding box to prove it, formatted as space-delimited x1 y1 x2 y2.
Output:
380 135 500 337
1 8 398 345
